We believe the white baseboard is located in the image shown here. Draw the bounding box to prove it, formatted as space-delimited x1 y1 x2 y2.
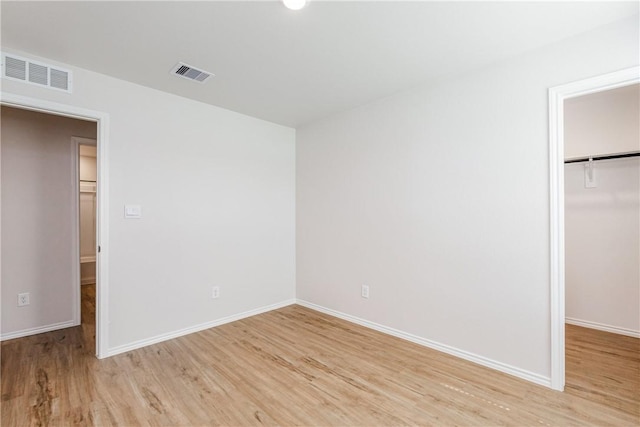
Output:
0 319 79 341
297 300 551 388
565 317 640 338
107 299 297 357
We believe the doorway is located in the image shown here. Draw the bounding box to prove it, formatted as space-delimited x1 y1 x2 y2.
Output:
0 94 110 358
563 83 639 409
76 139 98 343
548 66 640 391
564 84 639 336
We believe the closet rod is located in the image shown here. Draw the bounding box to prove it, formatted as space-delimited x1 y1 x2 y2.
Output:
564 151 640 164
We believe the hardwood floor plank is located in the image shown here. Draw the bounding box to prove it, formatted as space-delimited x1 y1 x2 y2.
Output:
2 287 638 426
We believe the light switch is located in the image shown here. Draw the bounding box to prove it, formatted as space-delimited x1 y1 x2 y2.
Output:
124 204 142 219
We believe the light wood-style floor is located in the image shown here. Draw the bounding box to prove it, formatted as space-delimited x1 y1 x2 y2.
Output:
2 285 638 426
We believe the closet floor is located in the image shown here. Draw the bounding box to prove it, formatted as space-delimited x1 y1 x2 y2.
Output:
565 323 639 417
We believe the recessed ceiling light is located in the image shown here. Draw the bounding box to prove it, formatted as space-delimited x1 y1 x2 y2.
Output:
283 0 307 11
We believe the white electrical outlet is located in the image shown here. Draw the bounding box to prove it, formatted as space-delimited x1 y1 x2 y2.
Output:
361 285 370 299
212 286 220 299
18 293 30 307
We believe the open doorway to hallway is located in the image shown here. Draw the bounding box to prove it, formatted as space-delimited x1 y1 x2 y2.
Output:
1 106 97 352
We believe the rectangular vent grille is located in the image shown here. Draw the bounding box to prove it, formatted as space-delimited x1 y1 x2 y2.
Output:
1 53 72 93
170 62 213 83
50 69 69 91
29 63 48 85
5 56 26 80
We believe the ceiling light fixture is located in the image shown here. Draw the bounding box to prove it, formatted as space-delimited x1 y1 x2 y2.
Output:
283 0 307 11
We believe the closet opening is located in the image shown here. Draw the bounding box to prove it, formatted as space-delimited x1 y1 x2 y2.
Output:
76 138 98 343
548 66 639 392
562 83 639 404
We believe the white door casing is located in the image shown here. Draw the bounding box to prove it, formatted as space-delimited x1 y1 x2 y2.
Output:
1 92 110 358
548 66 639 391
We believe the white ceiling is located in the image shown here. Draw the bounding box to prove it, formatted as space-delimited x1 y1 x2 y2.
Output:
1 1 638 128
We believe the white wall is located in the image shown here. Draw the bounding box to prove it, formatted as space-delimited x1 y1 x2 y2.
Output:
565 158 639 335
0 50 296 351
1 107 96 335
565 84 639 159
296 16 639 384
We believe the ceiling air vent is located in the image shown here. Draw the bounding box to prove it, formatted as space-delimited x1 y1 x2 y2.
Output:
170 62 213 83
1 53 72 93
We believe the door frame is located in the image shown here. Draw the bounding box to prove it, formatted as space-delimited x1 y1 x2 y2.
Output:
548 66 639 391
1 93 110 358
